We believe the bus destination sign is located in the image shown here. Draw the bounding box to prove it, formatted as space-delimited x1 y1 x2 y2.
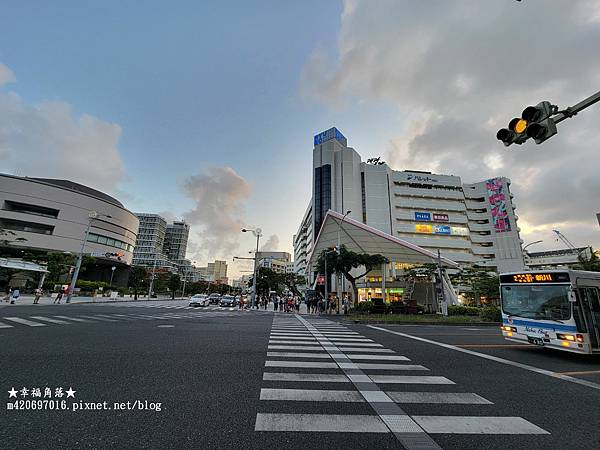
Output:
500 272 570 284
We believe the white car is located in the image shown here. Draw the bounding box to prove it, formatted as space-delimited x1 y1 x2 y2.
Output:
189 294 209 307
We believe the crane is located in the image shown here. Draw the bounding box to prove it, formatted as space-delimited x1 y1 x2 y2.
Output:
552 229 579 254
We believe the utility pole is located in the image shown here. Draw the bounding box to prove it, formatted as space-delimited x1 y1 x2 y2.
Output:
148 253 157 300
242 228 262 309
437 249 446 315
336 211 351 314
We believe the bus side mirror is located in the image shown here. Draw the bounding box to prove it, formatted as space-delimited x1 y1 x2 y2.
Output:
568 290 577 303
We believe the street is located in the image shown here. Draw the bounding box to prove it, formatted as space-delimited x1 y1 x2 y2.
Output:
3 301 600 449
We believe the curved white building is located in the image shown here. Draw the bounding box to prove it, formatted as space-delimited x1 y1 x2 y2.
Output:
0 174 139 285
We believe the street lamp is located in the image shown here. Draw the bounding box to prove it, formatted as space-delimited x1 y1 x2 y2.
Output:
523 240 544 252
242 227 262 309
66 211 112 303
336 210 351 313
109 266 116 288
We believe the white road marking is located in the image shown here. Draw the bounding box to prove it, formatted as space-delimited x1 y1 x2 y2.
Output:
369 375 455 385
268 345 394 352
412 416 549 434
269 340 320 345
3 317 46 327
369 325 600 392
255 413 389 433
79 315 117 322
386 392 492 404
354 363 428 371
267 352 331 359
0 322 14 328
263 372 349 383
29 316 69 324
53 316 94 323
265 361 338 369
260 388 364 402
346 354 408 361
328 342 383 347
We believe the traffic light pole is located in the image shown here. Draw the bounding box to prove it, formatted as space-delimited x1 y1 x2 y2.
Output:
551 89 600 125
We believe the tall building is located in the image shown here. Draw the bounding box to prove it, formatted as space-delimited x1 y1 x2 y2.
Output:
206 260 228 283
295 127 524 274
164 221 189 261
132 214 172 269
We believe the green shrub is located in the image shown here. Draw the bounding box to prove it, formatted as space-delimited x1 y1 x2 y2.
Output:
480 306 501 322
354 301 373 313
448 305 480 316
77 280 108 292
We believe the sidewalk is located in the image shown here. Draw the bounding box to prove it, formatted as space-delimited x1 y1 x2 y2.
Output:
0 295 189 307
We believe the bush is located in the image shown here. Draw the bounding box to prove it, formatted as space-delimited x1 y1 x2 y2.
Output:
354 301 373 314
77 280 108 293
448 305 480 316
480 306 501 322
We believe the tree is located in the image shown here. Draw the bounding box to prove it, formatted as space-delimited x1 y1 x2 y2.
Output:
450 267 499 306
316 245 388 307
128 266 147 300
167 273 181 299
574 249 600 272
280 273 306 297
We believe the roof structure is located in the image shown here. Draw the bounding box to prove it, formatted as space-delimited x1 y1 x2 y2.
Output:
0 258 48 273
308 210 460 269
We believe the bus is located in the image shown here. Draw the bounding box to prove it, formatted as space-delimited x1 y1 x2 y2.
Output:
499 270 600 354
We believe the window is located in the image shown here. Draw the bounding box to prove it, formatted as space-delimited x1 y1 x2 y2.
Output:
0 218 54 235
3 200 59 219
97 236 108 245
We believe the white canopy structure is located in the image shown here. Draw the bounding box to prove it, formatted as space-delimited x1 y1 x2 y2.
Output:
0 258 48 273
308 210 460 269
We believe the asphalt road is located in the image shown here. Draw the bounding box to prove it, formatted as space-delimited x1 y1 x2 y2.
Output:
2 301 600 449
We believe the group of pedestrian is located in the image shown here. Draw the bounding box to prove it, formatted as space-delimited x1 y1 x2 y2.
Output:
272 295 301 313
3 286 20 304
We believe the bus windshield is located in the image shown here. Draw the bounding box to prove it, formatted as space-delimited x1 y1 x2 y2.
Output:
501 284 571 321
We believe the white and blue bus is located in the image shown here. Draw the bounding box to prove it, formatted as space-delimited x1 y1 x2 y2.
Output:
500 270 600 354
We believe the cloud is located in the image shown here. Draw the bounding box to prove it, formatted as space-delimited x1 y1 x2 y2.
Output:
0 63 16 85
260 234 280 252
0 63 127 193
182 166 251 261
300 0 600 250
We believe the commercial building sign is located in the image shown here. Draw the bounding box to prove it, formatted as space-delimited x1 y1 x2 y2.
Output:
433 225 451 235
414 212 431 221
432 213 449 222
415 224 432 233
486 178 511 233
451 226 469 236
314 127 347 147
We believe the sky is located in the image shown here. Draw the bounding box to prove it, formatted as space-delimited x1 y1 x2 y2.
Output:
1 1 600 277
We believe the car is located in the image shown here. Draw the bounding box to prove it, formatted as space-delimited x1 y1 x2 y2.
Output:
189 294 209 307
208 293 221 304
219 295 236 307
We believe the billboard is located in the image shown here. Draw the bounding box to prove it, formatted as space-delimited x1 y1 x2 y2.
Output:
415 224 432 233
414 212 431 221
485 178 511 233
314 127 347 146
451 226 469 236
432 213 449 222
433 225 451 235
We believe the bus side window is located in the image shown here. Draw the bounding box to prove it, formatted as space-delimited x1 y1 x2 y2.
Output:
573 289 588 333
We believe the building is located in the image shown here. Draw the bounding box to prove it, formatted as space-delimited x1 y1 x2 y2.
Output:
296 127 524 275
525 247 592 269
132 214 172 270
164 221 189 261
286 261 295 274
0 174 139 285
208 260 228 283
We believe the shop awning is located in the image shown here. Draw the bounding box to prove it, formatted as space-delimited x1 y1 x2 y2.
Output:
0 258 48 273
308 210 460 269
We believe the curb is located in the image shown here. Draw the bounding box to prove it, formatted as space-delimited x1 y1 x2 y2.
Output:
341 319 501 326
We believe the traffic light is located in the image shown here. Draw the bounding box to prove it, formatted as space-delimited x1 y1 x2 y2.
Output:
521 101 557 144
497 101 557 146
496 117 528 147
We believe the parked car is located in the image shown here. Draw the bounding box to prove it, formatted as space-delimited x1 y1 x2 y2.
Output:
189 294 209 307
208 293 221 304
219 295 237 307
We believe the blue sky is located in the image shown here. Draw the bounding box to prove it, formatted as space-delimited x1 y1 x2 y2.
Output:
2 1 600 275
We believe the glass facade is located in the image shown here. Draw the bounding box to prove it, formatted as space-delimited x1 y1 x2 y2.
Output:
313 164 331 240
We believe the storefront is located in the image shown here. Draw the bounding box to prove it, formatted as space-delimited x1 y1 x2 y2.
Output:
358 287 404 303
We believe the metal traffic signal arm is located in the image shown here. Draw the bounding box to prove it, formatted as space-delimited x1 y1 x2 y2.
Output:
497 89 600 147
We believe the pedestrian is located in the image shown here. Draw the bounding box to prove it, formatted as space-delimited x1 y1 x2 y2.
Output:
273 297 278 311
10 287 20 304
279 297 284 312
317 297 323 315
3 286 11 302
263 297 268 310
54 286 64 304
295 297 300 313
33 288 42 304
343 295 349 315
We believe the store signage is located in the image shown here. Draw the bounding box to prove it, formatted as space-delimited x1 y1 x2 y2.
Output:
414 212 431 221
316 275 325 285
406 174 439 183
433 213 449 222
415 224 432 233
450 226 469 236
433 225 451 235
314 127 347 146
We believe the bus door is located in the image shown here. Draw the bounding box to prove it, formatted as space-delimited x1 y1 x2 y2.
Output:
579 287 600 350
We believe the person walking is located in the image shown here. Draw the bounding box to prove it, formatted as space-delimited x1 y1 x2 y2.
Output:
273 296 278 311
10 287 20 304
3 286 11 303
33 288 42 304
279 297 284 313
54 286 64 304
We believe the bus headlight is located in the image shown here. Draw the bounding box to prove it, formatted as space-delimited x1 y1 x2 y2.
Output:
556 333 576 342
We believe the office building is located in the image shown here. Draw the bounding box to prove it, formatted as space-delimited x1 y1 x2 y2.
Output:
132 214 172 269
0 174 139 285
164 221 189 261
295 127 524 275
525 247 592 269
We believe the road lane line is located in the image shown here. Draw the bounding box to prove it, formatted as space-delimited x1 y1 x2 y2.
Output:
260 388 364 402
265 361 339 369
456 344 536 348
255 413 389 432
3 317 46 327
0 322 14 328
267 352 331 359
263 373 350 382
559 370 600 376
29 316 69 324
412 416 549 434
79 315 118 322
53 316 94 323
369 375 455 385
386 392 492 404
369 325 600 392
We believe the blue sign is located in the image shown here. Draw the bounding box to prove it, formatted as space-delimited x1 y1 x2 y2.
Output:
433 225 451 235
414 212 431 221
314 127 347 147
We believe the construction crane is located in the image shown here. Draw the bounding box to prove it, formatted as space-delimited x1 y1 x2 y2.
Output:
552 229 579 254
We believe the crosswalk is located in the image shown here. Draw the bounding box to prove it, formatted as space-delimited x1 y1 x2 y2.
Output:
0 309 256 330
255 315 549 448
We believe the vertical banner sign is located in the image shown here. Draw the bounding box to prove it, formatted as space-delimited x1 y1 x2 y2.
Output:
486 178 511 233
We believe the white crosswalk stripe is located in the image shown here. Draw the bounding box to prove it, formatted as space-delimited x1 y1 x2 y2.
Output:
255 315 550 444
3 317 46 327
